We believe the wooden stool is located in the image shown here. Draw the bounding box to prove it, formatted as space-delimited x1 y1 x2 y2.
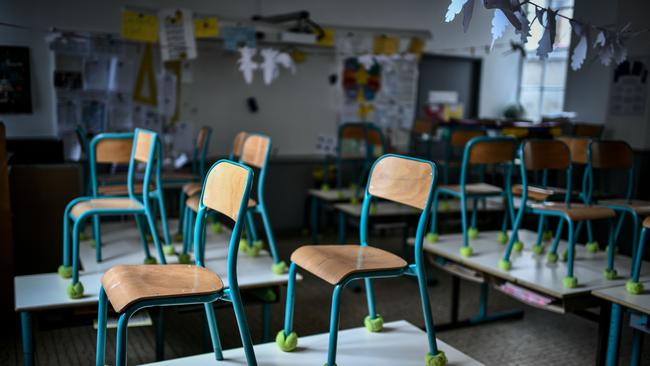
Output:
428 136 517 257
500 140 617 288
59 129 167 299
276 154 447 366
95 160 257 366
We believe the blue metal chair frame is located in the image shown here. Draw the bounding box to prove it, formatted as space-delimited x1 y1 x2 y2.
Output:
58 129 167 299
278 154 447 366
500 140 616 288
175 127 213 241
627 217 650 294
427 136 517 257
96 160 258 366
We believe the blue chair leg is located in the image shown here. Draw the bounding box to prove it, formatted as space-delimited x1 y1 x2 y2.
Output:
326 284 344 366
604 219 617 279
145 209 167 265
564 218 578 288
259 205 286 273
229 287 258 366
156 192 171 246
60 213 71 274
183 207 194 254
115 312 130 366
606 303 622 366
630 212 640 262
548 220 565 261
459 194 472 256
177 190 187 238
96 287 108 366
628 227 647 294
277 262 299 352
427 191 441 242
246 210 259 243
535 215 545 246
631 328 643 366
470 197 478 230
93 215 101 259
416 262 445 364
363 278 382 332
204 303 224 360
500 198 526 270
135 215 154 263
70 218 84 297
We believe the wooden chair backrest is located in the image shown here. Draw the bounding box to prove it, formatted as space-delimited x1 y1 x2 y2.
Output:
201 161 250 221
522 140 570 171
241 134 269 169
413 119 434 134
450 130 486 147
368 155 433 210
467 138 516 165
95 139 133 163
133 130 155 163
232 132 248 158
556 137 589 164
196 127 210 151
590 141 633 169
574 123 604 138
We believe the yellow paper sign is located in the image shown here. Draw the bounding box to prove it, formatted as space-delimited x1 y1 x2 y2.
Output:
373 35 399 55
408 37 425 61
194 17 219 38
121 10 159 43
317 28 335 46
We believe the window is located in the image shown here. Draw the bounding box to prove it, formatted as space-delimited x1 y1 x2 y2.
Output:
519 0 575 120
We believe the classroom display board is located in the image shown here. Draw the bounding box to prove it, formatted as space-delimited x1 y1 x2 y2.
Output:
0 46 32 114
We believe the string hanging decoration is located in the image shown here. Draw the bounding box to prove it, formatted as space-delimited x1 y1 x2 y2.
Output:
444 0 642 70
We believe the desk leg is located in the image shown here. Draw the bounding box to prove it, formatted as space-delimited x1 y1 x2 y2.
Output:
21 312 33 366
338 212 346 244
311 196 319 243
630 328 643 366
155 308 165 361
604 303 622 366
261 303 271 343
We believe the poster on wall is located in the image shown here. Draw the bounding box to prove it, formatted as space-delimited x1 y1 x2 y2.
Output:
609 59 649 117
0 46 32 113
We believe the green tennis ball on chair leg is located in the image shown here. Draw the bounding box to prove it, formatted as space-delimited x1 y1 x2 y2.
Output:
321 183 330 191
79 232 88 241
532 244 544 255
546 252 559 263
272 261 288 274
364 314 384 332
513 241 524 252
468 227 479 240
563 276 578 289
426 232 439 243
89 239 97 248
542 230 553 242
460 246 473 257
211 222 224 234
178 253 191 264
497 231 508 244
247 240 264 257
498 259 512 271
67 282 84 299
603 269 617 280
426 351 448 366
163 245 176 255
58 265 72 279
586 241 599 253
561 248 569 262
239 238 250 253
143 256 157 265
275 330 298 352
626 280 644 294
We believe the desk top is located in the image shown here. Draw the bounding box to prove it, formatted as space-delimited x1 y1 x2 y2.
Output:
308 188 361 202
592 282 650 315
335 198 503 218
143 320 483 366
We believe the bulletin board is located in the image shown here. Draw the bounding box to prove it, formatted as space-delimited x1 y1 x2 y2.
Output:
0 46 32 114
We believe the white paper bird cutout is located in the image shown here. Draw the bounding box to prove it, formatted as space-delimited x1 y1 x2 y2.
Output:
483 0 522 30
445 0 469 22
237 47 258 84
491 9 509 49
571 35 587 70
260 48 295 85
536 9 556 59
514 10 530 44
357 54 375 70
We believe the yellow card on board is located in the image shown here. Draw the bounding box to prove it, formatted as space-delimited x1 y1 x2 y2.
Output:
194 17 219 38
121 10 159 43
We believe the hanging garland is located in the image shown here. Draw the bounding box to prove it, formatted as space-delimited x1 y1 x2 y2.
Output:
444 0 647 70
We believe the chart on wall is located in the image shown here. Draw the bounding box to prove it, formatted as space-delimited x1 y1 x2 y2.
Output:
0 46 32 114
609 58 649 117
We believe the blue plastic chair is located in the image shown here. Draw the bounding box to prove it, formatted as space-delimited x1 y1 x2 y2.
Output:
96 159 258 366
276 154 447 366
500 139 617 288
58 129 167 299
427 136 517 257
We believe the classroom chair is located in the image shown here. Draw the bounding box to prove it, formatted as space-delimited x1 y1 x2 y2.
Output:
335 122 386 202
95 159 258 366
183 134 287 274
276 154 448 366
58 129 167 299
439 128 486 185
500 140 617 288
175 131 246 242
427 136 517 257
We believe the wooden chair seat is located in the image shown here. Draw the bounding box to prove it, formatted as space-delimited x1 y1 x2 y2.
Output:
97 183 154 196
512 184 566 201
162 171 198 181
102 265 223 313
182 182 202 196
290 245 408 285
530 202 616 221
187 195 256 212
439 183 502 195
644 216 650 228
70 198 142 219
599 199 650 215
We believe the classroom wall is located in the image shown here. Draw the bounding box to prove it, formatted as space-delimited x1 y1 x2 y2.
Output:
0 0 521 155
565 0 650 149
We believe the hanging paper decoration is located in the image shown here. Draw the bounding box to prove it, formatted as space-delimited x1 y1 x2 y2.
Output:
159 8 197 61
483 0 523 31
570 22 587 71
316 28 336 46
536 8 555 59
462 0 476 33
237 47 258 84
445 0 468 22
121 9 159 43
514 10 530 44
193 16 219 38
260 48 295 85
342 58 381 102
491 10 509 49
373 35 400 55
222 27 256 51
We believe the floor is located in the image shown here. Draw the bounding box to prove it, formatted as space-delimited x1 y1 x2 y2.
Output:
3 230 650 366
